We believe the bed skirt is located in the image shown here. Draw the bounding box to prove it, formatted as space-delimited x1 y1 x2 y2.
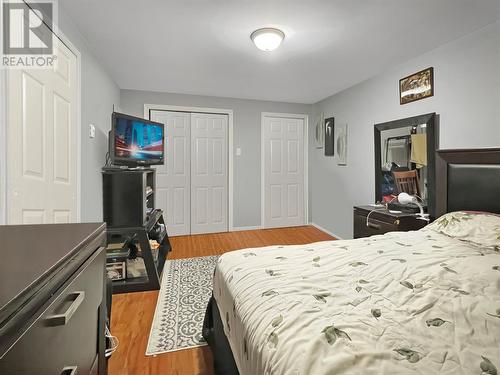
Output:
202 295 240 375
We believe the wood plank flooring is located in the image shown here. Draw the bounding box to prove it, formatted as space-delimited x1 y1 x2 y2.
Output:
109 225 335 375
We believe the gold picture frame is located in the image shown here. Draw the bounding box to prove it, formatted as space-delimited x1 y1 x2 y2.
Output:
399 67 434 105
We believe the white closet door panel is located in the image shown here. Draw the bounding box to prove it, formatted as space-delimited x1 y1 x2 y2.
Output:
263 116 304 228
191 113 228 234
7 32 78 224
150 110 191 236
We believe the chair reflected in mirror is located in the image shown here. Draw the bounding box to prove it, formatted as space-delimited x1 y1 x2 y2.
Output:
392 170 421 198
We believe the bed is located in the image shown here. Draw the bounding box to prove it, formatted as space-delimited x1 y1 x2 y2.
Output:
202 148 500 375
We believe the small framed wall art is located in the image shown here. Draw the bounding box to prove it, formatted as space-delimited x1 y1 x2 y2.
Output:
315 113 325 149
399 67 434 105
324 116 335 156
335 123 348 165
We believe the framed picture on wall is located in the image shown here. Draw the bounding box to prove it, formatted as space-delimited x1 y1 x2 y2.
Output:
324 117 335 156
335 123 348 165
399 67 434 105
315 113 325 149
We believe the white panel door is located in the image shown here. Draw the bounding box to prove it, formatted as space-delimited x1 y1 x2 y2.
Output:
191 113 228 234
263 115 305 228
150 110 191 236
7 35 78 224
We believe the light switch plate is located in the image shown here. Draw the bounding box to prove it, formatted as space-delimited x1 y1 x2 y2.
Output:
89 124 96 138
236 147 242 156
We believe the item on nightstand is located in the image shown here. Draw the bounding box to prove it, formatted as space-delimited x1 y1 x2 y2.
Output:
397 192 429 221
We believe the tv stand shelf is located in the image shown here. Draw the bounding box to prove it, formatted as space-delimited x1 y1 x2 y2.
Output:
106 213 170 294
103 168 171 294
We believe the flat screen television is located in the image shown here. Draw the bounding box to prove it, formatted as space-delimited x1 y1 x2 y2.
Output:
109 112 164 166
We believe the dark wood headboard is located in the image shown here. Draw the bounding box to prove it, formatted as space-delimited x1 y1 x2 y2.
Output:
435 148 500 217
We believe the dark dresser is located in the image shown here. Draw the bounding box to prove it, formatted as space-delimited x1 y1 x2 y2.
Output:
0 223 107 375
353 205 427 239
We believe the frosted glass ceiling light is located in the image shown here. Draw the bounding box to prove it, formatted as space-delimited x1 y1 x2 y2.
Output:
251 28 285 52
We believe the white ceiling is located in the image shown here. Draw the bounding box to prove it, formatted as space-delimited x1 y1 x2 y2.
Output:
60 0 500 104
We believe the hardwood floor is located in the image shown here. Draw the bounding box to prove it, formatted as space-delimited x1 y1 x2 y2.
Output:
109 225 335 375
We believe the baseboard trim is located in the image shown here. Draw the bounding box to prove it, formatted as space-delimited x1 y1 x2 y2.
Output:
309 222 344 240
231 225 263 232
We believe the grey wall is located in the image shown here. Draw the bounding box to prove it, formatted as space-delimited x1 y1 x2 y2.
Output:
120 90 312 228
310 21 500 239
58 6 121 222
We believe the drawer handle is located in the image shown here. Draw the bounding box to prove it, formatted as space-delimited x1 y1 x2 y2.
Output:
61 366 78 375
47 291 85 326
367 222 381 230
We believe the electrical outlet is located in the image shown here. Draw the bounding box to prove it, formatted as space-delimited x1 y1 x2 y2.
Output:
236 147 242 156
89 124 96 138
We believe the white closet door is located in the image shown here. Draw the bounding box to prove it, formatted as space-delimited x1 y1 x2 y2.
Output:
263 115 305 228
150 110 191 236
7 36 78 224
191 113 228 234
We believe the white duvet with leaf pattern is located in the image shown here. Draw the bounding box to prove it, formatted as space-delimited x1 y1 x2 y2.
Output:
213 213 500 375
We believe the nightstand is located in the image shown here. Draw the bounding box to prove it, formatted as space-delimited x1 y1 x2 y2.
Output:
353 205 428 239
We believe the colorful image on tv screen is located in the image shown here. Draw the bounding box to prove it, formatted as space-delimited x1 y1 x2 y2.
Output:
114 118 163 160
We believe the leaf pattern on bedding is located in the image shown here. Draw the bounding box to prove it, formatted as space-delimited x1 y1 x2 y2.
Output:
441 265 458 274
480 356 498 375
358 279 370 284
450 286 469 295
349 261 368 267
266 269 279 276
355 286 362 293
426 318 449 327
322 325 352 345
400 281 414 290
313 256 321 262
492 266 500 271
371 308 381 319
268 332 279 348
394 348 421 363
262 290 278 297
313 292 331 303
243 252 257 257
275 256 287 261
395 242 411 247
391 258 407 263
271 315 283 327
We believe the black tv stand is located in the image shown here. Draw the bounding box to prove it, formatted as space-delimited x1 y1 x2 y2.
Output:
102 168 171 294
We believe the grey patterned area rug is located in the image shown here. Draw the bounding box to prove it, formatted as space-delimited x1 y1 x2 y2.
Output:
146 255 219 355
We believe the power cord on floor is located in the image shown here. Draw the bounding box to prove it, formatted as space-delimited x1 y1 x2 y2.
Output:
105 325 119 358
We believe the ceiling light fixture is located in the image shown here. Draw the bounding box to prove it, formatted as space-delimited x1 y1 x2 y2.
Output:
250 28 285 52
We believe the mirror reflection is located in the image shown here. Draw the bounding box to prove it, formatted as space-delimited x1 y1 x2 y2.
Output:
380 123 428 204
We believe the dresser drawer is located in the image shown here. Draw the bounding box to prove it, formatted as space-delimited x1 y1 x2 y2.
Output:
354 214 398 238
0 247 105 375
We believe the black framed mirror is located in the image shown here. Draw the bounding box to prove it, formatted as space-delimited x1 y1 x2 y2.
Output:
374 113 439 218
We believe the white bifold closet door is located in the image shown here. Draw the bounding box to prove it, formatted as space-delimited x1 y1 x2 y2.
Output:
149 110 228 236
190 113 228 234
263 115 305 228
150 111 191 236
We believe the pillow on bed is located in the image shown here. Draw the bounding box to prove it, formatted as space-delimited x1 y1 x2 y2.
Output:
427 211 500 249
